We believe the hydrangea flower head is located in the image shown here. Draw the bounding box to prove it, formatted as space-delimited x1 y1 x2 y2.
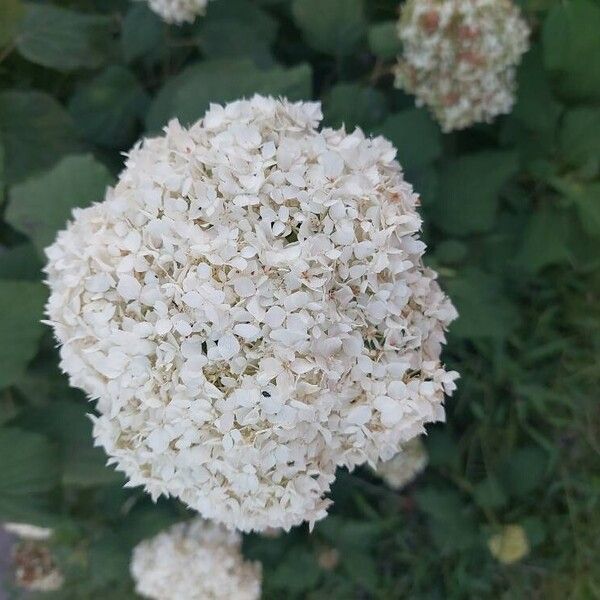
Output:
44 95 458 532
131 518 261 600
375 436 428 490
142 0 211 24
395 0 530 131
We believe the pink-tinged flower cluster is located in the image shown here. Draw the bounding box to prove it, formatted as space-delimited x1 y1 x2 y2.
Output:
44 95 458 532
395 0 530 131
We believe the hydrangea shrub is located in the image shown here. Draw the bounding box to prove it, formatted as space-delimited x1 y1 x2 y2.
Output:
0 0 598 597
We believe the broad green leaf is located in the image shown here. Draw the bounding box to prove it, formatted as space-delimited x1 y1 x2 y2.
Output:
7 154 113 256
88 531 131 587
425 429 460 469
323 83 387 131
0 244 43 281
446 269 520 340
0 0 24 47
0 428 59 522
559 107 600 167
433 239 468 266
368 21 401 59
521 517 547 548
0 91 82 184
269 548 321 594
474 477 508 509
317 516 380 550
119 505 180 546
69 66 149 148
543 0 600 102
0 281 46 389
500 446 548 498
568 183 600 238
515 206 572 273
292 0 366 56
432 151 518 235
416 486 478 554
16 401 124 488
199 0 278 65
147 59 312 131
377 108 442 172
16 3 113 71
342 551 378 592
512 45 563 136
121 3 164 63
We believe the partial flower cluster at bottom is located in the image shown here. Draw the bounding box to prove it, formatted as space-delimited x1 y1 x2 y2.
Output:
131 518 262 600
141 0 212 24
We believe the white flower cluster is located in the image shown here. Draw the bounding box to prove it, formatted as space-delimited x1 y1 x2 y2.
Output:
4 522 53 541
131 518 261 600
395 0 530 132
44 95 458 532
141 0 211 24
375 436 428 490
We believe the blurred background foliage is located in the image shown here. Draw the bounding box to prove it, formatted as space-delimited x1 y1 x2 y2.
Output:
0 0 599 597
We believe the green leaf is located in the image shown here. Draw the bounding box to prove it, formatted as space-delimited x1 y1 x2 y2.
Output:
425 429 460 469
432 151 518 235
559 107 600 167
16 3 113 71
368 21 401 59
567 183 600 238
0 244 43 281
17 401 123 488
446 269 520 340
269 548 321 594
543 0 600 102
7 154 113 256
377 108 442 172
121 3 164 63
317 516 380 551
416 486 478 554
474 477 508 509
147 59 312 131
0 428 59 522
514 206 572 273
433 239 468 266
88 531 131 587
500 446 548 498
512 45 563 136
0 91 82 184
0 281 46 389
64 446 123 488
323 83 387 131
0 0 24 47
199 0 278 65
69 66 149 149
342 551 378 592
292 0 366 56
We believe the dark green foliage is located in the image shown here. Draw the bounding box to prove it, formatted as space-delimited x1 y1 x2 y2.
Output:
0 0 598 597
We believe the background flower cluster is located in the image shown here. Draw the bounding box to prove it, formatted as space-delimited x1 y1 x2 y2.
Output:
0 0 598 598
